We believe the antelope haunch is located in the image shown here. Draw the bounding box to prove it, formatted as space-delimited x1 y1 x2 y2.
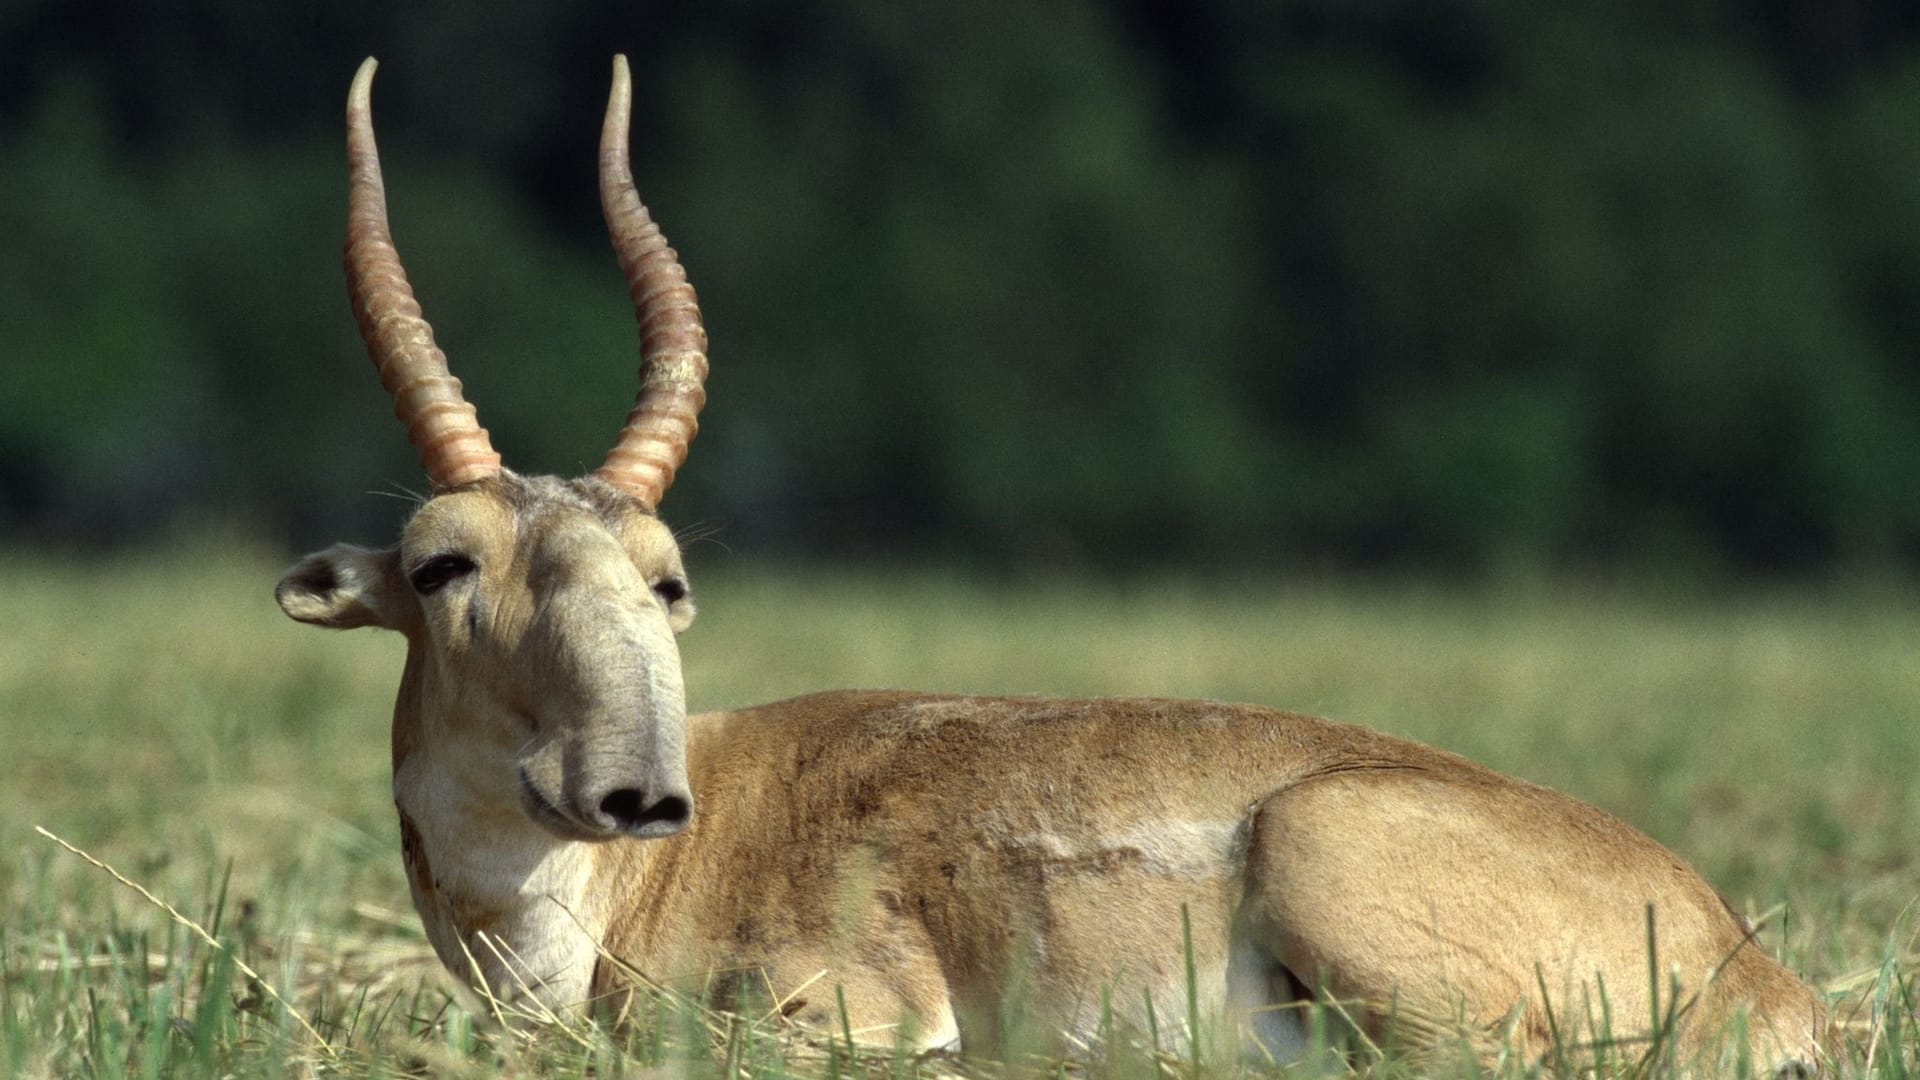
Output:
281 57 1826 1073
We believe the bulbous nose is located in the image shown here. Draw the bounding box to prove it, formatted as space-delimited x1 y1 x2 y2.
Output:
591 785 693 838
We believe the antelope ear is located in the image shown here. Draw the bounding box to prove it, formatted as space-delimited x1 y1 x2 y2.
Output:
276 544 411 630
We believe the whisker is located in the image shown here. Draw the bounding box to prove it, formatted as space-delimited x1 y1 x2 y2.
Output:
364 480 429 506
673 520 730 553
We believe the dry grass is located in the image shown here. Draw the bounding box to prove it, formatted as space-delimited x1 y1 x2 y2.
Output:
2 543 1917 1076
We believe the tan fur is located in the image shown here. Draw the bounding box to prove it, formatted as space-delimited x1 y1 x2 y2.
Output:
281 478 1826 1072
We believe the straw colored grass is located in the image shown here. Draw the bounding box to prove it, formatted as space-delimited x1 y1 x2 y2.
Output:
3 543 1916 1076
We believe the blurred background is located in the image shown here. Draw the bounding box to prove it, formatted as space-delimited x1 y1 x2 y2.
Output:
5 0 1919 581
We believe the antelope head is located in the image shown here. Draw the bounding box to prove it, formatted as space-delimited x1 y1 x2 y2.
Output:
277 57 706 845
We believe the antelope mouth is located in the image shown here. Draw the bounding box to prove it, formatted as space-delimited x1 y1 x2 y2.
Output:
517 767 619 842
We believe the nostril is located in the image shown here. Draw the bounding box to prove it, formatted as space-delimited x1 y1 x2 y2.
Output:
598 789 693 834
599 788 646 826
642 794 692 829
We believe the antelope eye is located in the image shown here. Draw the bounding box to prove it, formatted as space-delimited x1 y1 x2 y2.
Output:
652 577 687 605
410 554 476 595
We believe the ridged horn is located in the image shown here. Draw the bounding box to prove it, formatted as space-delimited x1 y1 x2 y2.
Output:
344 57 502 489
593 54 709 509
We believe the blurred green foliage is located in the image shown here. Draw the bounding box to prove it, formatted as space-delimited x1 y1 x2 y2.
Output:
4 1 1919 576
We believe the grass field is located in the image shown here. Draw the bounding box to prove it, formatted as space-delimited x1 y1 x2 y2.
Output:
2 542 1917 1076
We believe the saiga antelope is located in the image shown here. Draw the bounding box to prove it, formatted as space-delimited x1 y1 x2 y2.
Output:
279 57 1826 1074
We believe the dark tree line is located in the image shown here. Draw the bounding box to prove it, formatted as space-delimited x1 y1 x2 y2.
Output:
4 1 1919 576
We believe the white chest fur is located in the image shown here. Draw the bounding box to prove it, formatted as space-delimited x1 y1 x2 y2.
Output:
394 754 606 1008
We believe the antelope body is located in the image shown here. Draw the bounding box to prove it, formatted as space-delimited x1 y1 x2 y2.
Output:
280 57 1827 1073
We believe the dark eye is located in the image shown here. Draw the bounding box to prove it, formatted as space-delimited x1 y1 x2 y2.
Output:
410 554 476 595
652 577 687 606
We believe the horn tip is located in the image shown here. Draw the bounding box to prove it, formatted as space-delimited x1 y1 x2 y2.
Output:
609 54 631 101
603 53 633 154
350 57 378 112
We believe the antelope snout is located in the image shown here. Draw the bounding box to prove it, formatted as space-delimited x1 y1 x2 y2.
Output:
581 779 693 838
517 728 693 841
565 709 693 839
